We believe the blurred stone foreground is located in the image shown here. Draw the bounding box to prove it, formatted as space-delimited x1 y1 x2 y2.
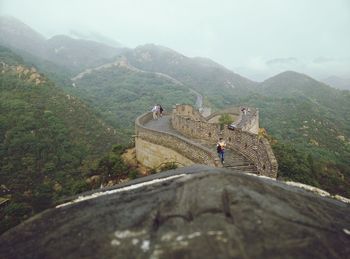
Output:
1 165 349 259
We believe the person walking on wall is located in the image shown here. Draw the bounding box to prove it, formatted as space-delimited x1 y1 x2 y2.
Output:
152 104 158 120
217 138 226 164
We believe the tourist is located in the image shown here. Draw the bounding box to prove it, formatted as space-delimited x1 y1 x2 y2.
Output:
151 104 158 120
216 138 226 164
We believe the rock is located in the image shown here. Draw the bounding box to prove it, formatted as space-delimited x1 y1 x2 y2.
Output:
0 165 349 259
309 139 319 146
53 182 62 192
337 135 345 141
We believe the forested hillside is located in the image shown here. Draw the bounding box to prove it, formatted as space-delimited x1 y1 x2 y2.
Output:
0 47 130 234
123 44 257 107
71 63 196 131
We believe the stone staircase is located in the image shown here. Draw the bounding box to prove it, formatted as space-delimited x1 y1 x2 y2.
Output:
197 139 258 174
144 116 258 175
222 149 258 174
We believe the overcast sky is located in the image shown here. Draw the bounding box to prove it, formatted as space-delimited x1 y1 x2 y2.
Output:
1 0 349 80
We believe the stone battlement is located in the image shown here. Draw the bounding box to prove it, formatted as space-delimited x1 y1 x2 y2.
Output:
172 105 277 177
135 112 219 169
135 105 277 178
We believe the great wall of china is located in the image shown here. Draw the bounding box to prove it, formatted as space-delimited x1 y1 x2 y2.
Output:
135 104 278 178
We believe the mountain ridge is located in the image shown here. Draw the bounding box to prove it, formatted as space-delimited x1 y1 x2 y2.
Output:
0 16 121 73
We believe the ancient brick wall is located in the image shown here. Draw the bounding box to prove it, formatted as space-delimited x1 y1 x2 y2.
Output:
135 112 219 169
172 105 277 178
239 108 260 134
173 104 205 121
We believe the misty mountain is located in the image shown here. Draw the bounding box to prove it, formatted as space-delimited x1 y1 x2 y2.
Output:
70 58 196 129
68 30 123 48
0 16 256 108
240 71 350 196
123 44 258 107
0 16 121 73
0 16 46 57
258 71 350 120
322 76 350 90
258 71 350 137
45 35 122 71
260 71 343 100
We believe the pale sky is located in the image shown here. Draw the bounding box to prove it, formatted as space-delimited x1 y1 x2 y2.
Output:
1 0 349 80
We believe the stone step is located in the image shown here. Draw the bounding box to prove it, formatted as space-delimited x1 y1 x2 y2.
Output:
227 168 259 174
225 164 254 169
224 165 257 171
225 161 252 166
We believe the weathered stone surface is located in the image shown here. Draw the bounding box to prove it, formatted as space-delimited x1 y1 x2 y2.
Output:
136 113 219 167
136 138 194 168
1 165 349 259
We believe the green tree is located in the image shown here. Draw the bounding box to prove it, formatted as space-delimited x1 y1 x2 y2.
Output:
218 114 234 128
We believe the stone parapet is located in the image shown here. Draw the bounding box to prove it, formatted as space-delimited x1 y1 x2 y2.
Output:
172 105 278 178
135 112 219 168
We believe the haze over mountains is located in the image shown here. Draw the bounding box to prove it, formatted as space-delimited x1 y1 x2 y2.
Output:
322 75 350 91
0 16 121 73
1 15 350 234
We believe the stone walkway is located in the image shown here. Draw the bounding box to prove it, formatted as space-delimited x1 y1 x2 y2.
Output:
144 116 257 173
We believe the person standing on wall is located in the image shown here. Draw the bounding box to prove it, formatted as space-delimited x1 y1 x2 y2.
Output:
152 104 158 120
217 138 226 164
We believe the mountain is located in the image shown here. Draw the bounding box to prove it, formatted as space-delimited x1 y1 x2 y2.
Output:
0 17 256 109
0 16 121 73
259 71 350 126
239 71 350 196
260 71 343 97
70 58 196 130
68 30 123 48
0 46 128 234
45 35 122 72
123 44 258 108
322 75 350 90
0 16 46 57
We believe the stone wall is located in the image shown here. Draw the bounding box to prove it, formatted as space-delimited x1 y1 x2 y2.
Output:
171 105 277 178
173 104 204 121
199 105 259 135
135 138 194 168
240 108 260 134
135 112 219 169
